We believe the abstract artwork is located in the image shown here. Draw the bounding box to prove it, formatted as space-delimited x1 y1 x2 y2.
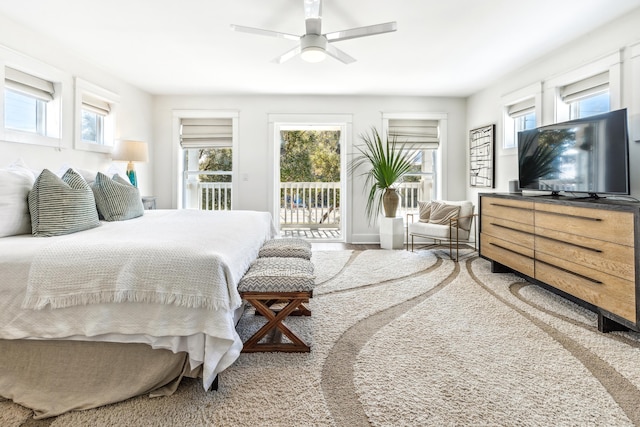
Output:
469 124 495 188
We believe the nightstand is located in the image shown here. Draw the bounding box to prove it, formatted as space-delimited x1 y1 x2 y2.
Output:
141 196 157 210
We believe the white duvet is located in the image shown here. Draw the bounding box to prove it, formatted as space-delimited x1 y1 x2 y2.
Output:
0 209 276 389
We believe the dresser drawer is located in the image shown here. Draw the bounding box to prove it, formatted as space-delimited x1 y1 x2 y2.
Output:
534 203 634 247
482 197 534 226
481 233 534 277
535 253 636 323
535 231 634 282
482 216 534 249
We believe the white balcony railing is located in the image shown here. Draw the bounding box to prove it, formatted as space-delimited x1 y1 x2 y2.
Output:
279 182 340 229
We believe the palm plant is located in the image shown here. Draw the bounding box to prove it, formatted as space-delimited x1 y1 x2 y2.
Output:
349 127 418 225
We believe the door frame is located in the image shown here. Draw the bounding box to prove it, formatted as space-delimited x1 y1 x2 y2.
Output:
268 113 352 242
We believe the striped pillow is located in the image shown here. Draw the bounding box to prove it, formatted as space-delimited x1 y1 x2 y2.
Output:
91 172 144 221
28 168 100 236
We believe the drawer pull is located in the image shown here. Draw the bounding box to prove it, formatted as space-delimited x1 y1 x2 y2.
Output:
538 210 602 222
491 222 533 235
536 234 603 253
489 242 534 260
537 259 603 285
489 203 532 212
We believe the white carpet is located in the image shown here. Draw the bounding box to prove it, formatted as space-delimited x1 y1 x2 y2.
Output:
5 249 640 426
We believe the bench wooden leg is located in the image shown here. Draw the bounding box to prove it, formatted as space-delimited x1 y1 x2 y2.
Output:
240 292 312 352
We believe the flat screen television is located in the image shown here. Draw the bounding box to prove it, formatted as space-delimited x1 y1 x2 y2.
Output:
517 108 630 197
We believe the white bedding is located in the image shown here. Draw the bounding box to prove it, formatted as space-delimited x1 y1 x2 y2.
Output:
0 209 276 389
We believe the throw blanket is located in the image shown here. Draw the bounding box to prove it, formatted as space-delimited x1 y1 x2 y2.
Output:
22 210 275 311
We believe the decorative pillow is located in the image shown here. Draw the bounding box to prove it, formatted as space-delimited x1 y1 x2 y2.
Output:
238 257 316 292
91 172 144 221
0 161 36 237
417 201 432 223
428 201 461 226
28 168 100 237
258 238 312 260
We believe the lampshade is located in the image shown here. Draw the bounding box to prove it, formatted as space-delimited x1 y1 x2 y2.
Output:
112 140 148 187
112 140 149 162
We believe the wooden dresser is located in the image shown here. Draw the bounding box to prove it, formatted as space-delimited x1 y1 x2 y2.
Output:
479 193 639 332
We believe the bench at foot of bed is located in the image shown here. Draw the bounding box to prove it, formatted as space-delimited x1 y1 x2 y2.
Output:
238 252 315 353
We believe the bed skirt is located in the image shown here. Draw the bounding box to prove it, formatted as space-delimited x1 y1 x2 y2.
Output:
0 339 197 419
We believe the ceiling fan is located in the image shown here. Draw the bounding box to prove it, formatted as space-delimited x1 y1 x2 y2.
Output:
230 0 397 64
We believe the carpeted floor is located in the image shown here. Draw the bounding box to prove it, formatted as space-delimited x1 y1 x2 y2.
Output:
4 248 640 426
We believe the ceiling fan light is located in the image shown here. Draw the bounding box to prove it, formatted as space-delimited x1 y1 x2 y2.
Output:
301 46 326 63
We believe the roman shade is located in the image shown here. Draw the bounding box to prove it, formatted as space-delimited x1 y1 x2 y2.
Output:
507 98 535 117
560 71 609 103
180 118 233 149
5 67 55 101
82 94 111 115
388 119 439 149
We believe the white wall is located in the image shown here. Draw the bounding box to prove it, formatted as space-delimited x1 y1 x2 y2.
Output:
152 95 467 243
467 8 640 204
0 13 154 196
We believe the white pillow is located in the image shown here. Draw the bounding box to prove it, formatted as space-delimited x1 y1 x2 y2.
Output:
0 161 37 237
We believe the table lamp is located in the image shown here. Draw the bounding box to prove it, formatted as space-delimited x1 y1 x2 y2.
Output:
112 140 148 187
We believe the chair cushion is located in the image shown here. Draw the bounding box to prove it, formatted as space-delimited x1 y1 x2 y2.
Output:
408 221 470 240
428 202 461 225
258 238 312 260
238 257 315 292
28 169 100 237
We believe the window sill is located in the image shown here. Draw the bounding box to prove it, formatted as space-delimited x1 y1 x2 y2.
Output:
2 129 61 148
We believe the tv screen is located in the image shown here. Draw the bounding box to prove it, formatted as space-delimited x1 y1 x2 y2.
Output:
517 108 629 196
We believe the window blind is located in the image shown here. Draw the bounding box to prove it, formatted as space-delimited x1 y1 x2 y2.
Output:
507 98 535 117
180 118 233 149
388 119 439 149
5 67 55 101
82 94 111 115
560 71 609 103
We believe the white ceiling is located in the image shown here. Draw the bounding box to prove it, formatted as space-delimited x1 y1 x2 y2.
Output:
1 0 639 97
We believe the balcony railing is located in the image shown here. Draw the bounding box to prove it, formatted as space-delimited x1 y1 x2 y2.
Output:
279 182 340 229
194 180 424 226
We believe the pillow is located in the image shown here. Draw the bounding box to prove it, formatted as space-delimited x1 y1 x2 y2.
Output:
417 201 432 223
28 168 100 237
0 162 36 237
91 172 144 221
428 201 461 226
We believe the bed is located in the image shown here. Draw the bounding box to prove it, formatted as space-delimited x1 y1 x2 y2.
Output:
0 178 276 418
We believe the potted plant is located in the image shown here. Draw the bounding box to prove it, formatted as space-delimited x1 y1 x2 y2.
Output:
349 126 418 225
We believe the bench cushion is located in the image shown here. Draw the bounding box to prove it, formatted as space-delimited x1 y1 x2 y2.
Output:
238 257 315 292
258 238 312 260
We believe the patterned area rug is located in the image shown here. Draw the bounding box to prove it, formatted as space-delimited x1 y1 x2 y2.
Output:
4 249 640 426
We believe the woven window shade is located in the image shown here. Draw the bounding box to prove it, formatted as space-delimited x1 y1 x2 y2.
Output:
388 119 439 149
82 94 111 115
507 98 535 117
560 72 609 103
5 67 55 101
180 118 233 149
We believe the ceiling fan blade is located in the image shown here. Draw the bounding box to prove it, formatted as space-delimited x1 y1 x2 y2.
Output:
230 24 300 41
304 0 322 19
272 45 302 64
324 44 356 64
325 21 397 43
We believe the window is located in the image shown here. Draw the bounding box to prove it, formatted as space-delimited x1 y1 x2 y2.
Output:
74 78 118 153
385 117 441 216
560 71 610 119
504 97 536 149
3 66 60 144
81 94 110 144
180 117 235 210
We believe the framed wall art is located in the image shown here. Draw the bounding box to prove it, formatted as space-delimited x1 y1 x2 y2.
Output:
469 124 495 188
